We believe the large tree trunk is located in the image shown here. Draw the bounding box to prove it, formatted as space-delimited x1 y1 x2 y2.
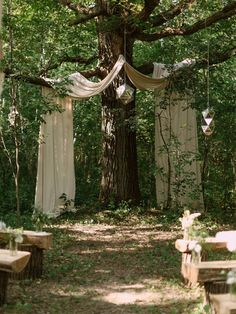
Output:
97 1 140 205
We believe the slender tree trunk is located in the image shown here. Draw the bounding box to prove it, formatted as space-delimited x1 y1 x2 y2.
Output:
14 132 20 218
97 2 140 205
7 0 20 220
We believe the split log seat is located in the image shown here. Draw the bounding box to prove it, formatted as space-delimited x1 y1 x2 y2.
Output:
209 294 236 314
184 260 236 304
175 238 228 285
175 232 236 309
175 238 228 254
0 231 52 280
0 249 31 306
184 260 236 286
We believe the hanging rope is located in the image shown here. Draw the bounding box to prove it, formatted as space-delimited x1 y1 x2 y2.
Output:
201 23 215 136
207 40 210 109
124 24 127 85
116 22 134 104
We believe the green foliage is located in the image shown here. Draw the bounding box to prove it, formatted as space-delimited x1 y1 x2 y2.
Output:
188 219 209 243
31 207 49 231
73 97 101 205
194 60 236 212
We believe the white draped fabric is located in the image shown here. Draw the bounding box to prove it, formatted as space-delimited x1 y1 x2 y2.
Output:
153 62 203 209
35 55 202 216
48 55 126 99
35 88 75 217
46 55 171 99
124 62 168 90
35 56 173 216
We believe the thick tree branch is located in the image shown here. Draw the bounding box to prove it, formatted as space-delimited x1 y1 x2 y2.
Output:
136 46 236 75
138 0 160 21
58 1 105 25
4 45 235 87
68 9 105 26
57 0 80 13
197 46 236 68
184 1 236 35
58 1 95 14
135 2 236 41
4 66 101 88
151 0 196 27
4 69 51 87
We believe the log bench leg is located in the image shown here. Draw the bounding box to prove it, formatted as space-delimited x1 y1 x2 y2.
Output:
204 281 229 312
11 245 44 280
0 271 9 306
181 253 192 287
181 251 207 288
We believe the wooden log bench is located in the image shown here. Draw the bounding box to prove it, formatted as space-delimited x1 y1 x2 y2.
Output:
0 231 52 280
0 249 31 306
175 231 236 310
184 260 236 305
175 237 228 286
209 293 236 314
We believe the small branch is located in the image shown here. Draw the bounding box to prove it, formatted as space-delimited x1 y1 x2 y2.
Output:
69 8 106 26
197 46 236 68
39 53 98 75
0 128 16 177
151 0 196 27
135 2 236 41
58 1 105 25
138 0 160 21
184 1 236 36
57 0 82 13
156 110 172 208
136 46 236 75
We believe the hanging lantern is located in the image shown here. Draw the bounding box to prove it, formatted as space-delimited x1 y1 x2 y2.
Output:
201 107 215 136
116 83 134 105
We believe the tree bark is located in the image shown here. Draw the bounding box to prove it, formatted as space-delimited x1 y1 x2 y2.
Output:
97 1 140 205
0 271 8 306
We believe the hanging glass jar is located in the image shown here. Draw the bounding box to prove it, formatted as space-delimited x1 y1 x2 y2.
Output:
201 107 215 136
9 237 18 256
116 83 134 105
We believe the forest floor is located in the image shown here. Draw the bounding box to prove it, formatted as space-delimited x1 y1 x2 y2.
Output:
1 209 226 314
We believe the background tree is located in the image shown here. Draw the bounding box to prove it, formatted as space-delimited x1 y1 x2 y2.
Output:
57 0 236 207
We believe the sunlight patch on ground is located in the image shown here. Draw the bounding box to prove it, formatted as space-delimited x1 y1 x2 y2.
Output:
98 290 161 305
79 245 152 254
90 279 201 307
59 223 180 241
49 287 86 298
93 284 201 307
69 224 116 233
95 269 112 274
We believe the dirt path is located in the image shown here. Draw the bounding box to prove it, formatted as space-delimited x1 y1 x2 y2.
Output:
4 224 202 314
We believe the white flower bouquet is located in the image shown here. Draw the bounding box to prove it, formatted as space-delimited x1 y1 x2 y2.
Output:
7 227 23 255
